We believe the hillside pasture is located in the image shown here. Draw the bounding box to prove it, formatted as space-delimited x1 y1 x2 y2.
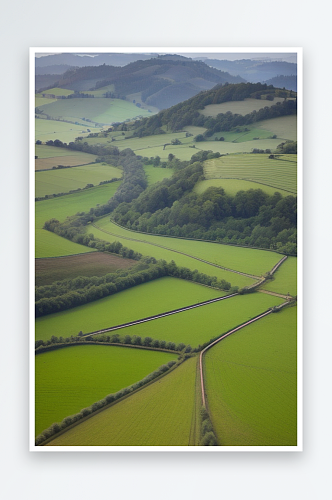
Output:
261 256 297 296
200 97 286 117
36 345 177 436
38 98 151 125
205 306 297 446
35 252 136 286
95 293 284 348
256 115 297 142
93 218 281 277
143 165 174 185
35 145 96 160
37 88 75 97
35 277 226 341
35 97 58 107
194 178 291 198
198 138 283 155
204 154 297 194
35 163 122 197
35 118 92 143
46 357 197 446
35 181 122 258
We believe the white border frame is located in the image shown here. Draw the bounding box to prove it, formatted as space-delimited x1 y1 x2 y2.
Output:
29 47 302 452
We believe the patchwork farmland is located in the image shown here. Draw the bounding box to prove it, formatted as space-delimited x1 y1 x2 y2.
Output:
33 67 298 449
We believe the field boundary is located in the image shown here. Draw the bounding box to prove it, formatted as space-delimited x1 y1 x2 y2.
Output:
35 341 180 356
200 176 297 195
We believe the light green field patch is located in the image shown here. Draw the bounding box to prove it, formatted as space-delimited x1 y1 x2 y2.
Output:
200 97 286 117
35 145 96 160
93 219 281 277
35 277 226 341
36 345 177 436
35 97 58 107
261 256 297 296
198 138 283 155
85 85 115 97
256 115 297 142
194 179 290 197
35 163 122 197
205 306 297 446
35 181 122 258
136 145 198 162
38 98 151 124
37 88 75 97
88 223 254 288
143 165 174 185
35 118 92 143
47 357 197 446
204 153 297 194
183 125 208 136
103 293 284 347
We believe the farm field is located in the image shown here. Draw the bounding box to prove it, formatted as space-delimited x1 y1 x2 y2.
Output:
35 97 58 107
96 293 284 347
36 345 177 436
92 218 282 277
204 306 297 446
46 357 198 446
35 163 122 197
38 98 151 124
35 252 136 286
261 256 297 296
204 154 297 194
35 144 97 160
143 165 174 185
256 115 297 142
200 97 286 117
35 181 122 258
35 277 226 341
37 88 75 97
194 178 291 197
35 118 92 143
88 223 255 288
198 138 282 155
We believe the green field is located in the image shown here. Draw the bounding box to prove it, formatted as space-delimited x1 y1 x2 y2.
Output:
36 345 177 436
35 252 136 286
35 97 58 107
38 98 151 124
35 277 225 341
47 357 197 446
35 181 122 258
35 145 96 160
35 118 93 143
256 115 297 142
35 163 122 197
204 306 297 446
92 218 281 277
194 178 291 198
143 165 174 185
204 154 297 194
261 256 297 296
37 88 75 97
200 97 286 117
95 293 284 347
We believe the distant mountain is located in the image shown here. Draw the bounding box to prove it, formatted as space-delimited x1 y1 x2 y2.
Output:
35 65 76 75
262 75 297 92
194 58 297 83
35 53 155 68
51 57 245 110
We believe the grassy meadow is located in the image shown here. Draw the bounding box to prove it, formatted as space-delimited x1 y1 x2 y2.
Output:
204 154 297 194
94 293 284 347
46 357 197 446
204 306 297 446
261 256 297 296
35 277 225 341
143 165 174 185
93 218 281 277
194 178 291 198
35 118 93 143
35 163 122 197
200 97 286 117
36 345 177 436
35 181 122 258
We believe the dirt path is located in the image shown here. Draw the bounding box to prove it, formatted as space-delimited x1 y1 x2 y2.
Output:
258 289 290 299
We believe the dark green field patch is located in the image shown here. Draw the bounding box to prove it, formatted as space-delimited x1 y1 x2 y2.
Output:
35 252 137 286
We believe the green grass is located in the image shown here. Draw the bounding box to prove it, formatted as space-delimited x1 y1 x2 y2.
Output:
35 252 136 286
36 345 177 436
261 257 297 296
35 163 122 197
35 118 93 143
35 144 96 160
143 165 174 185
92 218 281 277
35 277 225 341
205 306 297 446
256 115 297 142
37 88 75 97
200 97 286 117
46 357 197 446
35 97 58 107
85 85 115 97
99 293 284 347
38 98 151 124
198 138 283 155
35 181 121 258
204 154 297 194
194 179 291 197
